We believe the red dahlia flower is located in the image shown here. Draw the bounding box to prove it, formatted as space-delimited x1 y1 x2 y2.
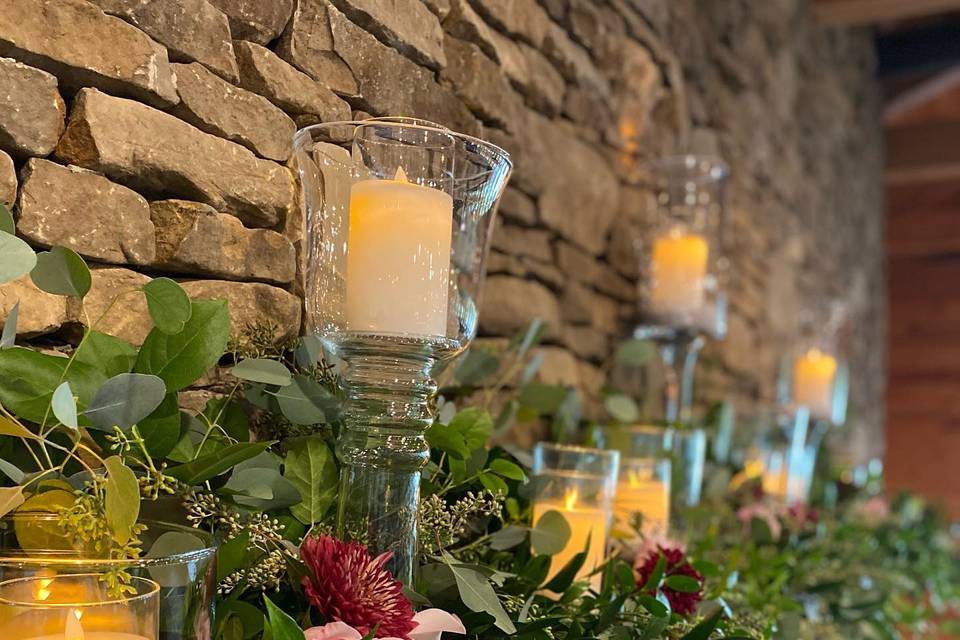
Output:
301 535 416 639
635 546 704 615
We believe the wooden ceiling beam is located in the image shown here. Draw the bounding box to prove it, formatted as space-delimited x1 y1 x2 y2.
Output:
813 0 960 25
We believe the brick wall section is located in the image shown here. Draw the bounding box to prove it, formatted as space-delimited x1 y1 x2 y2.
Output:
0 0 885 459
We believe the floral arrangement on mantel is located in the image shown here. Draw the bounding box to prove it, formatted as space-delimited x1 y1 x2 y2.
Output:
0 203 956 640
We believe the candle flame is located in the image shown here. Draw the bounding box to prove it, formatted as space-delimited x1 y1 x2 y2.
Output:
393 166 408 183
627 470 644 488
34 577 54 602
563 487 579 511
65 608 84 640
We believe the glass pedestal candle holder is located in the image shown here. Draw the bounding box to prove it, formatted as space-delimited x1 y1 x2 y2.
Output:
635 155 729 425
595 426 671 536
294 120 511 583
0 516 215 640
0 573 159 639
531 444 619 591
665 428 707 532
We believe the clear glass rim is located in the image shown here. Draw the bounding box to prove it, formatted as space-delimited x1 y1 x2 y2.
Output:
0 573 160 608
0 517 215 567
648 154 729 183
293 119 514 177
533 442 621 465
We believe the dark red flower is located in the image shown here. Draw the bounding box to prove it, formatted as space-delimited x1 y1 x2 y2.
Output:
300 535 416 639
635 546 704 615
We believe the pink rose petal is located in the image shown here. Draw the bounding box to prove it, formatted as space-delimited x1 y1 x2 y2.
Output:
305 622 364 640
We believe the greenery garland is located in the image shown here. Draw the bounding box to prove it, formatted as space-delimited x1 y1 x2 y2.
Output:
0 205 955 639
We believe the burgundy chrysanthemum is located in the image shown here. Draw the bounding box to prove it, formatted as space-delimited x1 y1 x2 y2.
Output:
300 535 416 639
635 546 704 615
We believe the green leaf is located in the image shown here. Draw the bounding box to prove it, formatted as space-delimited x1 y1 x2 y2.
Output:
218 600 264 640
604 393 640 424
201 397 250 443
165 441 271 485
0 204 14 234
231 358 292 387
664 574 701 593
489 458 526 481
103 456 139 544
1 301 18 349
478 471 508 495
531 509 572 556
510 319 546 356
679 608 723 640
294 335 323 370
519 384 568 414
273 375 338 425
264 596 305 640
224 467 302 511
454 348 500 385
0 231 37 285
138 394 183 459
284 436 338 524
85 373 166 431
642 555 667 592
73 330 138 378
425 422 469 460
542 548 587 593
51 382 77 428
135 299 230 391
146 531 209 587
615 339 656 367
0 486 24 518
636 594 669 618
0 348 106 423
0 458 24 483
449 407 492 451
217 531 253 581
30 246 90 297
142 278 191 334
489 525 528 551
442 551 516 634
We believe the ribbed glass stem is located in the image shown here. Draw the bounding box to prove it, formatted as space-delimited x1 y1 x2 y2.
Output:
335 346 437 584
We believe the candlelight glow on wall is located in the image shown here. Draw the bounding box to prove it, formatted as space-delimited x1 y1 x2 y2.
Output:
0 574 159 640
531 444 619 591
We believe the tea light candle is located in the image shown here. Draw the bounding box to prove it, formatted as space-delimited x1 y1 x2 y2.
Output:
649 231 709 321
533 488 608 590
346 168 453 336
614 469 670 535
792 349 838 419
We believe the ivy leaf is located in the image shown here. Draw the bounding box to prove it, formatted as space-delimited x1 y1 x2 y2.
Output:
142 278 191 335
165 442 271 485
442 551 516 633
85 373 166 431
264 596 305 640
530 509 572 556
135 299 230 391
273 375 339 425
0 204 14 234
0 486 24 519
51 382 77 428
104 456 140 545
231 358 292 387
284 436 338 524
30 246 90 297
0 348 105 423
0 231 37 285
73 330 137 378
1 301 18 349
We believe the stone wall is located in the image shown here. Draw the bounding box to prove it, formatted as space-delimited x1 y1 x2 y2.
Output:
0 0 884 458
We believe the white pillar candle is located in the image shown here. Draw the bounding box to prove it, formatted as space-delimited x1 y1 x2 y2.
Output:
346 169 453 336
792 349 838 420
649 231 709 321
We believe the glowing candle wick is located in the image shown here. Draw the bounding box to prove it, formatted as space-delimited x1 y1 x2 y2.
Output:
34 578 54 602
394 166 408 182
65 608 84 640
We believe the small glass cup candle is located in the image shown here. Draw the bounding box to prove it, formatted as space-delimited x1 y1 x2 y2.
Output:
595 426 671 536
0 574 159 640
531 444 619 591
665 428 707 532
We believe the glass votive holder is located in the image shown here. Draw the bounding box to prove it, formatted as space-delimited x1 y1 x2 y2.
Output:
665 428 707 531
0 573 159 639
595 426 672 536
531 443 620 590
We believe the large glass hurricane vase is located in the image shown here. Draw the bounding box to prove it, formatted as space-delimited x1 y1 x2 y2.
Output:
293 121 511 582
